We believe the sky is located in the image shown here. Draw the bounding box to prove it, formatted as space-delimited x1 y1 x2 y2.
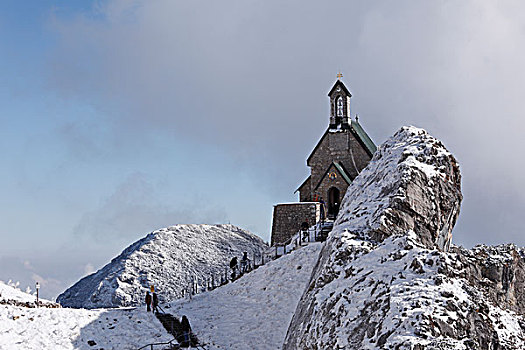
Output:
1 0 525 299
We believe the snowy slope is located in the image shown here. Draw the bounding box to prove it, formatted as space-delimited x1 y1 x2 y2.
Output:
0 284 172 350
58 224 268 309
170 243 322 350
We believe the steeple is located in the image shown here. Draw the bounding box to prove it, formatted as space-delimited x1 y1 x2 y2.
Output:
328 78 352 129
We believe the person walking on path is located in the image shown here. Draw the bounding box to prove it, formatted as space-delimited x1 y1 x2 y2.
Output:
240 252 250 274
180 315 193 348
229 257 238 280
301 220 309 242
152 292 159 313
145 291 152 312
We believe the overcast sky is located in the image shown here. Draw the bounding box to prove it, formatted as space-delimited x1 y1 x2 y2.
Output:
1 0 525 299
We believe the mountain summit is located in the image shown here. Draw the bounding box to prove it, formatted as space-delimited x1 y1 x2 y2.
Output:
57 224 268 309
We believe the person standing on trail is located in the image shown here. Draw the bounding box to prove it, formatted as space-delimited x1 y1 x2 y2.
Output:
240 252 250 274
230 256 238 280
152 292 159 313
180 315 193 348
145 291 152 312
301 220 309 242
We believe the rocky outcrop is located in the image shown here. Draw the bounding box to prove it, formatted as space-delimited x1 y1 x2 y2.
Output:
284 127 525 349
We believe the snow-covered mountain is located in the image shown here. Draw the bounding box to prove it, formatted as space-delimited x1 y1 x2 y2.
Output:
284 126 525 349
57 224 268 309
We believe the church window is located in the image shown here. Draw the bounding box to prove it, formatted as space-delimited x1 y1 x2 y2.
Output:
337 97 343 117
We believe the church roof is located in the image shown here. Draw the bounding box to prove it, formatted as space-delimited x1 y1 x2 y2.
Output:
351 119 377 155
294 175 311 193
328 80 352 97
306 120 377 165
313 161 352 192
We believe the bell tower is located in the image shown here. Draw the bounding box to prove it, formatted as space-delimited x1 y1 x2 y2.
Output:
328 75 352 129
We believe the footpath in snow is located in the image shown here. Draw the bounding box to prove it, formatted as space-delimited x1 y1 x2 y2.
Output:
169 242 322 350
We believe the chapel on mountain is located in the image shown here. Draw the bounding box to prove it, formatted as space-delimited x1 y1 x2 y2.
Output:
270 78 377 246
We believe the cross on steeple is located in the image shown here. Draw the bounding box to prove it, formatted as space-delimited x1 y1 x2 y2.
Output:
336 72 343 80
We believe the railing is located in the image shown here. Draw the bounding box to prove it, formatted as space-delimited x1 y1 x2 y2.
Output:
273 222 327 257
180 249 271 299
137 339 178 350
168 222 332 301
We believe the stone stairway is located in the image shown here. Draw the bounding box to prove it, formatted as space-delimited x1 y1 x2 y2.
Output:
155 312 200 348
318 221 334 241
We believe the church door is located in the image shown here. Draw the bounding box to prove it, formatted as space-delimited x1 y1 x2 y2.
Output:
327 187 340 218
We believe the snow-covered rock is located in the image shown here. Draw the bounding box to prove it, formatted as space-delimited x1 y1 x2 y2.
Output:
57 224 268 309
284 127 525 349
334 126 462 252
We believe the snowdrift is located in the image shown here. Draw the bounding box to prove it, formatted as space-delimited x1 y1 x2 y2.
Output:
57 224 268 309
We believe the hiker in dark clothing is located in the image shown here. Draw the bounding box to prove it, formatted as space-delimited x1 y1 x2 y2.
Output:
230 257 238 280
319 198 326 223
179 315 194 348
240 252 250 274
152 292 159 313
145 291 152 312
301 220 309 242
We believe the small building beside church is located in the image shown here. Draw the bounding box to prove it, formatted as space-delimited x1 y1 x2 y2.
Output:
270 79 377 246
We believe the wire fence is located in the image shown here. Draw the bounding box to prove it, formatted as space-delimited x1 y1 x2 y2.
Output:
180 221 333 299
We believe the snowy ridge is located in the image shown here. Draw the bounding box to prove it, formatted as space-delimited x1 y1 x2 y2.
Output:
57 224 268 308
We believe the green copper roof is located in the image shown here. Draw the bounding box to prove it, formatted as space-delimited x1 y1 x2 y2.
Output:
333 162 352 185
351 120 377 156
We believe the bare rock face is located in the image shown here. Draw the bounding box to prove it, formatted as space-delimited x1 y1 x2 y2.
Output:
334 126 462 251
283 127 525 349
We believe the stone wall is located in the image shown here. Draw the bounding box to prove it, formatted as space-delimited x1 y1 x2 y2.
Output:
271 203 320 246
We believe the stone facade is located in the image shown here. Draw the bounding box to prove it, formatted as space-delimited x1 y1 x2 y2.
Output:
305 129 372 202
270 79 377 246
271 203 320 246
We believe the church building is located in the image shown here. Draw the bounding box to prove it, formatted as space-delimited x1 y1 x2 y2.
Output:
270 78 377 246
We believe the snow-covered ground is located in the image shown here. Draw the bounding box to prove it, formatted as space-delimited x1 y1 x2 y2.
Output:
1 243 321 350
169 242 322 350
0 280 172 349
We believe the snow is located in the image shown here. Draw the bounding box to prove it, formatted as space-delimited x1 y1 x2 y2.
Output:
58 224 269 308
1 281 44 304
170 243 322 350
0 282 172 350
0 242 321 350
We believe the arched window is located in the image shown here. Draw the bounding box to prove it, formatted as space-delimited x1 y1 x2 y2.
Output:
337 97 344 117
